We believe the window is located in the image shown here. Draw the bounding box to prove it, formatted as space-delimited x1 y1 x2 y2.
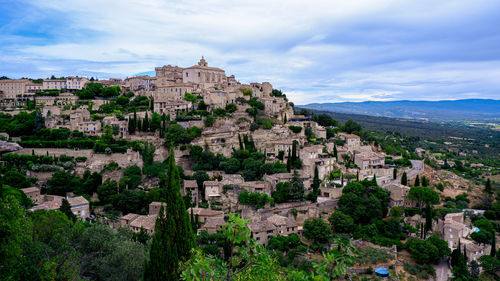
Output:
450 234 453 238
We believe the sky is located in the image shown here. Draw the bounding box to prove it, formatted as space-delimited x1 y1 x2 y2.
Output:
1 0 499 104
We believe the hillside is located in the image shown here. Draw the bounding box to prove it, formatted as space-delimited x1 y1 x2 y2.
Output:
299 99 500 121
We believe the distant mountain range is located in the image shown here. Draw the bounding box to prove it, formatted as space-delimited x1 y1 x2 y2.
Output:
299 99 500 121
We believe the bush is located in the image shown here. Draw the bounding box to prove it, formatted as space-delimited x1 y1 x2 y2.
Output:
289 126 302 133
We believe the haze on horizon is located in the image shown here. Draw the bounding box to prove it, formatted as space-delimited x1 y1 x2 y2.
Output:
1 0 499 104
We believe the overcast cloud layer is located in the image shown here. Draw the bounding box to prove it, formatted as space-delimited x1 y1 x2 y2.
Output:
1 0 499 104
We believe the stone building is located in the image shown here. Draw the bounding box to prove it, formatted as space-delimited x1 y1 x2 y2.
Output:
0 79 30 99
148 202 166 215
29 194 90 220
155 65 184 86
266 214 298 236
182 57 226 88
204 181 222 201
183 179 199 205
249 220 276 245
21 187 41 204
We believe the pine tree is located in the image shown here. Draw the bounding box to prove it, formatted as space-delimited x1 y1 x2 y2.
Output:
144 148 194 280
312 166 320 195
401 172 408 185
59 198 76 222
414 175 420 186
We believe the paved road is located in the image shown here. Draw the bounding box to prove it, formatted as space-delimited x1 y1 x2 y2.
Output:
434 259 451 281
383 160 424 187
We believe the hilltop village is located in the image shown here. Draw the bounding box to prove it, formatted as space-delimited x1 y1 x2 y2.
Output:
1 58 499 280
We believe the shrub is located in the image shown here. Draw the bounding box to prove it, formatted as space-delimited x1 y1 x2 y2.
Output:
356 248 392 265
289 126 302 133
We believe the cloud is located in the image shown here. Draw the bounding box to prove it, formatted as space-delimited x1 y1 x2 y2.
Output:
0 0 499 103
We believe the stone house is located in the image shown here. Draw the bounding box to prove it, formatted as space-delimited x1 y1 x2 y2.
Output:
148 202 166 215
21 187 41 204
102 116 128 138
266 214 298 236
443 213 470 249
249 220 277 245
128 215 157 234
0 79 30 99
204 181 222 201
125 75 156 91
29 194 90 220
189 207 224 225
354 151 385 170
462 239 491 262
383 183 411 208
153 97 191 117
120 213 140 227
183 179 199 205
199 217 226 234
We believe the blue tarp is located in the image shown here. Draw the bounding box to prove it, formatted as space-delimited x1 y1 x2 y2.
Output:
375 268 389 277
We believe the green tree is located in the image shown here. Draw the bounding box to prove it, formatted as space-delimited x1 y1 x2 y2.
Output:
329 211 355 234
407 186 439 210
204 115 215 127
303 218 331 243
414 175 420 186
312 166 320 196
164 124 187 146
144 148 194 280
0 196 32 279
341 120 361 134
290 170 305 201
485 178 493 195
479 255 500 275
59 198 77 222
401 171 408 185
225 103 237 113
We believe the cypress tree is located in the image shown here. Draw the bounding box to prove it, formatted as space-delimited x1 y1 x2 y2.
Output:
283 114 287 124
137 118 142 132
393 168 397 179
286 150 292 172
143 112 149 132
59 198 76 222
491 232 496 257
356 170 359 181
133 109 137 130
333 144 338 160
414 175 420 186
401 172 408 185
291 140 297 168
312 166 320 195
144 148 194 280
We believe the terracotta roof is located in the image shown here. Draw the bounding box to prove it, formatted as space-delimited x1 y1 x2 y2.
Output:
248 220 276 233
130 215 157 231
267 214 297 228
67 196 89 206
203 217 225 228
121 213 140 221
185 65 225 72
21 187 40 194
183 180 198 189
189 207 224 217
204 181 220 186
